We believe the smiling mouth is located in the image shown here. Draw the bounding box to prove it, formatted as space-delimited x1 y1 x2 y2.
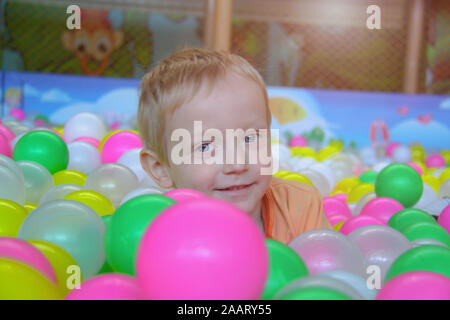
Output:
215 183 254 191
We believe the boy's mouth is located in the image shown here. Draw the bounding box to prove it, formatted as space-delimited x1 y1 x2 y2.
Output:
215 183 254 192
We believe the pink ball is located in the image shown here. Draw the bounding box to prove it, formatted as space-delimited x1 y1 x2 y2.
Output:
438 205 450 233
339 215 386 236
0 124 15 143
163 188 206 203
0 132 12 157
9 108 26 121
360 197 404 224
406 162 423 175
376 271 450 300
425 154 446 168
136 198 268 299
386 142 400 157
74 136 100 148
289 135 307 147
327 214 350 226
101 131 143 163
332 193 348 204
65 274 144 300
323 197 352 219
0 237 56 283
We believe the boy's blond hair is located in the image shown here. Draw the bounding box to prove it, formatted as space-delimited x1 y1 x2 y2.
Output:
138 47 271 165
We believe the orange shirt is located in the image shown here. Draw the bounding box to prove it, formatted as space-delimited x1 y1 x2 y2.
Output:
261 176 332 244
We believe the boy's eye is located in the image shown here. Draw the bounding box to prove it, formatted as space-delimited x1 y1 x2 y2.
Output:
245 133 258 143
196 142 214 153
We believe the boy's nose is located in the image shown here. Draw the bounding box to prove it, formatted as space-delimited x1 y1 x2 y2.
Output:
222 143 249 174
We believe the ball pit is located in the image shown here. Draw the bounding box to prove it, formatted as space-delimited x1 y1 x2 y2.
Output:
0 111 448 301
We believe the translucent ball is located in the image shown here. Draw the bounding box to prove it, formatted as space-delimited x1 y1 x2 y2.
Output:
392 145 412 163
39 183 83 205
17 161 54 203
299 169 331 197
84 163 139 207
67 141 101 174
117 148 147 182
120 187 165 206
64 112 107 143
0 165 26 205
438 179 450 200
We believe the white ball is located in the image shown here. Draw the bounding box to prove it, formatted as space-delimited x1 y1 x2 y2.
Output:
372 160 392 173
0 165 26 205
359 146 377 166
392 145 412 163
414 183 438 210
17 161 54 203
67 141 101 174
64 112 107 142
438 179 450 200
117 148 146 182
310 163 336 190
120 187 165 206
39 183 83 205
299 169 331 197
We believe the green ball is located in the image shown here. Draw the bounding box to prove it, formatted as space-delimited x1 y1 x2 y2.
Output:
388 208 436 231
384 245 450 282
399 221 450 247
359 171 377 184
260 239 309 300
278 286 352 300
13 130 68 174
375 163 423 207
105 194 175 275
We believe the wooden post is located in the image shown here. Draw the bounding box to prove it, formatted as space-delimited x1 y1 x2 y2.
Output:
403 0 426 93
204 0 233 51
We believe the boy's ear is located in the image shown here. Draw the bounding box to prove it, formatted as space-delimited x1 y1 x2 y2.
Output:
140 149 174 189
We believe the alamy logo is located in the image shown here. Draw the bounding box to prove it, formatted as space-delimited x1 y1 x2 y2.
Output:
66 5 81 30
366 5 381 30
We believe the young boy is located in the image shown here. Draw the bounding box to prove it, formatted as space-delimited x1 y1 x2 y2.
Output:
138 48 331 244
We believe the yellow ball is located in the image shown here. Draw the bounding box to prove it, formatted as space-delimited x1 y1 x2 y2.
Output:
282 173 313 186
411 144 425 163
28 240 81 296
53 170 87 186
64 190 115 216
334 177 360 195
439 168 450 185
53 127 64 137
98 129 125 152
273 170 291 178
24 202 38 213
291 146 316 158
0 258 62 300
0 199 28 237
333 220 346 232
441 150 450 164
347 183 375 203
422 174 440 194
316 146 339 162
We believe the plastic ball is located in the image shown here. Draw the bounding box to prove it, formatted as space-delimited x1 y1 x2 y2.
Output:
0 237 56 283
0 154 24 183
289 229 366 277
319 270 377 300
136 198 268 299
73 136 100 148
316 146 340 162
334 177 360 195
39 183 83 205
422 174 440 194
105 194 175 275
63 112 107 143
260 239 308 300
329 159 353 182
323 197 352 219
376 271 450 300
9 108 26 121
84 163 139 207
65 274 144 300
406 162 423 175
17 160 55 203
348 225 410 283
384 245 450 281
347 183 374 204
388 208 436 231
0 164 26 206
392 145 411 163
64 190 115 216
332 193 348 204
385 142 400 157
281 172 313 186
117 148 147 181
291 146 315 158
310 163 336 189
359 146 377 166
0 258 62 300
359 171 377 184
28 239 80 295
18 200 105 278
274 274 363 300
53 169 86 186
67 141 101 175
438 205 450 233
0 132 12 157
438 179 450 199
339 215 386 236
425 154 445 168
439 168 450 184
327 214 350 227
24 202 38 213
410 238 448 248
0 124 15 143
413 183 438 210
289 135 307 147
298 169 331 197
119 187 165 206
163 188 206 203
352 192 376 216
101 131 143 163
360 197 404 224
0 199 28 237
372 160 392 173
411 144 425 163
13 130 69 174
375 163 423 207
399 221 450 247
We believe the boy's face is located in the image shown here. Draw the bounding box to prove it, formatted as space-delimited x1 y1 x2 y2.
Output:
163 71 272 216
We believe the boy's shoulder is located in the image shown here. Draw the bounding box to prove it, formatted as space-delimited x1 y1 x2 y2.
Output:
268 176 322 202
